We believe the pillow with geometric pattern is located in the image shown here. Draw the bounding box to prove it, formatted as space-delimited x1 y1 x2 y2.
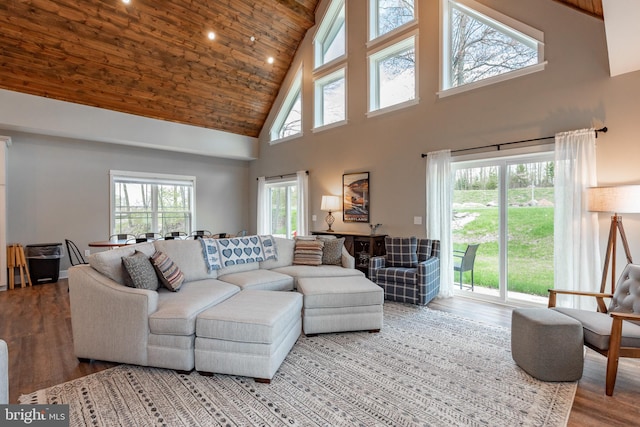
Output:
385 236 418 267
121 250 159 291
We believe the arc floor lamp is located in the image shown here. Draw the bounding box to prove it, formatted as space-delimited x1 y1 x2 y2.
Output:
588 185 640 293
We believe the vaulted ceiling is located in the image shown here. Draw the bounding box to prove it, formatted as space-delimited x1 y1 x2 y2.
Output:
0 0 319 138
0 1 603 139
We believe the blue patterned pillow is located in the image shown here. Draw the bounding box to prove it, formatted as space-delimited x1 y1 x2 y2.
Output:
385 236 418 267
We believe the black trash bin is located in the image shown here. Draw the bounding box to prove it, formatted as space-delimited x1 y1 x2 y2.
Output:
25 243 63 284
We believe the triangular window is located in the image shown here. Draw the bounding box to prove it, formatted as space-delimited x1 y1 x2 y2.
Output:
442 0 544 93
270 69 302 143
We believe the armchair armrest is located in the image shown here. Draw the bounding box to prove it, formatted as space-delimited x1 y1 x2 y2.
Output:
368 255 386 280
548 288 613 312
610 311 640 322
418 256 440 302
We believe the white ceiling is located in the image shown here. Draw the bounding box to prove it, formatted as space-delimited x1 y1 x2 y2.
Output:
603 0 640 77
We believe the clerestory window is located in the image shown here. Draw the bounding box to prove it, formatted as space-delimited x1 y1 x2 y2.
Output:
270 68 302 143
368 32 417 114
314 68 346 129
369 0 416 41
441 0 545 96
314 0 346 70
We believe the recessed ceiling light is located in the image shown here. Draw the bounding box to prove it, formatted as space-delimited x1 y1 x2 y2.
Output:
250 36 256 42
267 57 274 64
122 0 130 4
207 31 216 41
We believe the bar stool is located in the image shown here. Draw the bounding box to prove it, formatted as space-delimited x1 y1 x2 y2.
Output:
6 244 32 289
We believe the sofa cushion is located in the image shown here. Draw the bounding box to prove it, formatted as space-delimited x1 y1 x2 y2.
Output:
293 238 324 266
149 279 240 336
385 236 418 267
153 239 217 282
272 265 365 287
151 251 185 291
89 242 156 285
122 250 159 291
196 290 302 344
321 237 345 265
217 269 294 291
260 237 295 269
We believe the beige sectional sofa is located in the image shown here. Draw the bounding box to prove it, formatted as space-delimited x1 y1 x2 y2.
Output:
68 237 364 372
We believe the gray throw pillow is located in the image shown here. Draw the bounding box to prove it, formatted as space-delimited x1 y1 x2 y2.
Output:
322 237 345 265
122 251 159 291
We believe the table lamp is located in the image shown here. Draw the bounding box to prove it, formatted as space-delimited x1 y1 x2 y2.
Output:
320 195 340 232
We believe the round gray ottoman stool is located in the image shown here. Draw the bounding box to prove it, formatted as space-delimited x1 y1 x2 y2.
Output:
511 307 584 381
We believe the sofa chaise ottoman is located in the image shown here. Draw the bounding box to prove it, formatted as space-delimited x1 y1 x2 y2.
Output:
297 276 384 335
195 290 302 382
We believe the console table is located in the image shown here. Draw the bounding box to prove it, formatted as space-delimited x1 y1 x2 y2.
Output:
311 231 386 277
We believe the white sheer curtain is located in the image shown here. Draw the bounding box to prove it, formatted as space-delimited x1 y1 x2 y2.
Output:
296 170 309 236
554 129 601 309
256 176 269 235
426 149 454 299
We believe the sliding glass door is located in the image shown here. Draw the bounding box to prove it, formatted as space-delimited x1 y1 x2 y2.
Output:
452 152 554 304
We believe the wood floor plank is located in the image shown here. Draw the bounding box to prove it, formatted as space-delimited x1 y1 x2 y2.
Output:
0 280 638 425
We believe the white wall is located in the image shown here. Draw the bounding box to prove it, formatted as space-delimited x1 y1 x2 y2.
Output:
3 130 249 276
251 0 640 287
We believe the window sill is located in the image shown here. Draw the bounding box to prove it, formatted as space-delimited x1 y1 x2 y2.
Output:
269 133 303 145
438 62 547 98
367 98 419 118
312 120 348 133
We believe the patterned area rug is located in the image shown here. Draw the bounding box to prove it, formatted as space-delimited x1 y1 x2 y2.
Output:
20 303 576 426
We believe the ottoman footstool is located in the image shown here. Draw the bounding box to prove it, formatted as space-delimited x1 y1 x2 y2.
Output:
195 290 302 383
511 307 584 381
297 276 384 335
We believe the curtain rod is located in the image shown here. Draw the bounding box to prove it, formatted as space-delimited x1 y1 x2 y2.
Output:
420 127 608 158
257 170 309 181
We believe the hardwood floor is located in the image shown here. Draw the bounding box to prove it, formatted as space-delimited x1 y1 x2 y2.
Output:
1 281 638 426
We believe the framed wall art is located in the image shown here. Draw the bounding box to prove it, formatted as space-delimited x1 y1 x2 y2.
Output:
343 172 370 223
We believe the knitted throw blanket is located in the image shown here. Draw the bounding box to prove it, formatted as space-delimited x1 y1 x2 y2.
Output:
201 235 277 271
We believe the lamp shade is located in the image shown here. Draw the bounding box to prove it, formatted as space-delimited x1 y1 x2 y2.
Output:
320 195 340 212
587 185 640 213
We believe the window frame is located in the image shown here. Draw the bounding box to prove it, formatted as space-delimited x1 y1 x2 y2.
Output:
313 67 347 132
270 67 303 144
109 170 196 237
439 0 546 98
368 0 417 43
264 177 299 239
313 0 346 72
367 30 419 116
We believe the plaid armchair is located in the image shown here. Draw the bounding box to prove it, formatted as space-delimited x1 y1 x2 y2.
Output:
369 237 440 305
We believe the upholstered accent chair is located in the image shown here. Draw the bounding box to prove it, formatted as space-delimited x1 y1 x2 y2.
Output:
369 237 440 305
548 263 640 395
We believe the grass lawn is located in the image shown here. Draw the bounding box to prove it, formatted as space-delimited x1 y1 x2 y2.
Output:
453 188 554 297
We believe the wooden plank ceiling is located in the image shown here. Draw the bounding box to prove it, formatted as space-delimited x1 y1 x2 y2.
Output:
554 0 603 18
0 0 318 138
0 1 601 140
